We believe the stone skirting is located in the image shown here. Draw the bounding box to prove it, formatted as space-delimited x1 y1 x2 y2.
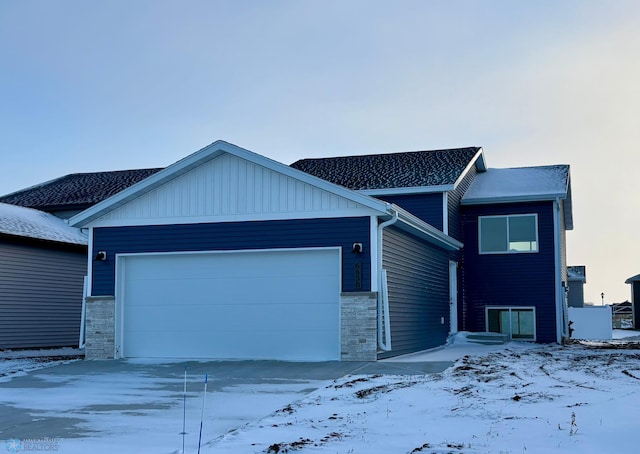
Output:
340 292 378 361
84 295 115 360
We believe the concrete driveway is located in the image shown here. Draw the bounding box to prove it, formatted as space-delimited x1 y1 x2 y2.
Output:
1 357 451 452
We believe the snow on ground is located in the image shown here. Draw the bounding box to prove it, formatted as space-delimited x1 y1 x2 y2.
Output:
3 334 640 453
0 348 82 381
209 340 640 453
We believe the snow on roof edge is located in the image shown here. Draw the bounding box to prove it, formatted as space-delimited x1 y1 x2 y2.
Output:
0 203 87 246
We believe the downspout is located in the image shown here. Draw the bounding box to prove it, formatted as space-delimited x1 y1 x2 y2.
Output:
554 197 569 342
377 209 398 351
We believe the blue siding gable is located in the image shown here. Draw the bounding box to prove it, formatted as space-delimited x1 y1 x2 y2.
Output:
376 193 443 230
461 201 557 343
92 217 371 296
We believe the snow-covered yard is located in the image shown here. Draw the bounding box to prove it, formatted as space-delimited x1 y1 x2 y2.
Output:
2 332 640 453
209 335 640 454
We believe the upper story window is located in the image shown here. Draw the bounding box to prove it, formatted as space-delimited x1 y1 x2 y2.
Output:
479 214 538 254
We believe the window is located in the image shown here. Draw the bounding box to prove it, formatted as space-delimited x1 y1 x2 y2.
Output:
486 307 536 340
479 214 538 254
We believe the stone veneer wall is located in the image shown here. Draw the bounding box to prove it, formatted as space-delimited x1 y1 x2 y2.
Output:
84 295 115 360
340 292 378 361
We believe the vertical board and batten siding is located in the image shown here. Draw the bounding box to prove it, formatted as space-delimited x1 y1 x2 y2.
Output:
94 153 373 224
376 193 444 231
379 226 450 359
461 201 557 342
0 239 86 348
92 217 371 296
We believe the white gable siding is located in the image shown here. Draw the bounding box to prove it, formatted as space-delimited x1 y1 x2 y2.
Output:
87 154 377 227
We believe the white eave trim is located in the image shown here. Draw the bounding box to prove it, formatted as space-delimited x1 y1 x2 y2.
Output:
461 193 567 206
69 140 390 227
389 204 463 251
358 185 454 196
453 147 486 188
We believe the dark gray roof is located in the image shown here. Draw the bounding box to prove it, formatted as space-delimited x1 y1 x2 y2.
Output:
0 168 162 212
567 265 586 282
290 147 482 191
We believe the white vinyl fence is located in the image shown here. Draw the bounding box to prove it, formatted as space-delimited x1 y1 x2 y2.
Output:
568 306 612 340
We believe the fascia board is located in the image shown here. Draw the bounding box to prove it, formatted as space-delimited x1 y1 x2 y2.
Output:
70 140 389 227
453 147 486 189
460 193 567 206
391 204 463 251
359 185 454 196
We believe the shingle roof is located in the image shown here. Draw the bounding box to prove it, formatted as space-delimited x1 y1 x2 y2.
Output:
0 202 87 245
0 168 163 212
290 147 482 191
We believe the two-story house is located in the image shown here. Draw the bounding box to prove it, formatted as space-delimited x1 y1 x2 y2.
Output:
62 140 572 360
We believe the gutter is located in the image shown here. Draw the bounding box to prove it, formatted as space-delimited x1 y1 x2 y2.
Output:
554 197 569 341
377 207 398 351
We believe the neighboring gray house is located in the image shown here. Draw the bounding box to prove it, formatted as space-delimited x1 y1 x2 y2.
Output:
0 168 162 219
0 202 87 348
567 265 586 308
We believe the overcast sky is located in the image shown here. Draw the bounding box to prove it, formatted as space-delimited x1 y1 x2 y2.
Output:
1 1 638 305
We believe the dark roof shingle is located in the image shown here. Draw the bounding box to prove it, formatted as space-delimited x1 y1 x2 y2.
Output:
0 168 162 211
290 147 481 190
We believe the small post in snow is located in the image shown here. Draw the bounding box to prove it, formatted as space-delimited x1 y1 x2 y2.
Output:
180 364 187 453
197 373 208 454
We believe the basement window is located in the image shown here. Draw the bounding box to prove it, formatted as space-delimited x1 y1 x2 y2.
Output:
479 214 538 254
486 307 536 341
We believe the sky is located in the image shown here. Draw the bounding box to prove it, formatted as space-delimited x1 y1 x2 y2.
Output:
1 1 639 304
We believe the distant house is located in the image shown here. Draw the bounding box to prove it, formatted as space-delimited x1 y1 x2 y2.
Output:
625 275 640 329
611 300 633 329
0 203 87 348
61 140 574 361
567 266 587 307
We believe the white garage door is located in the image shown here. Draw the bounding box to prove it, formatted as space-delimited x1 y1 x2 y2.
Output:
118 248 340 360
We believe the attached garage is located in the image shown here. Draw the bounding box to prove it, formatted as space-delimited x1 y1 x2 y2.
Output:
116 248 341 360
74 141 461 361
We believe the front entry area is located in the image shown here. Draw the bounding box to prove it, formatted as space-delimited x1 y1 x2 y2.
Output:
115 248 341 360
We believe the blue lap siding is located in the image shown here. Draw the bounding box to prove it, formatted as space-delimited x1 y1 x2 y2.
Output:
461 201 557 342
376 193 444 230
91 217 371 296
379 226 450 358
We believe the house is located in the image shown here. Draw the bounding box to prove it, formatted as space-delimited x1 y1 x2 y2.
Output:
0 168 162 219
66 140 573 360
625 274 640 329
0 202 87 348
567 266 587 308
611 300 633 329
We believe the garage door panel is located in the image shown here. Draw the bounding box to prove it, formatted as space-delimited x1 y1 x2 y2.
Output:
124 330 340 360
126 251 337 280
125 276 338 307
120 249 341 360
124 301 340 332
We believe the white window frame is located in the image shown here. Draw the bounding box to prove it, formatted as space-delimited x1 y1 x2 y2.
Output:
478 214 539 254
485 306 537 341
